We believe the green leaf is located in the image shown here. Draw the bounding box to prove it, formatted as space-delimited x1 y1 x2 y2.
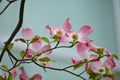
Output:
52 35 58 42
30 37 39 44
97 48 104 55
41 37 50 43
39 57 52 62
20 50 25 58
1 65 9 70
105 66 109 74
115 71 120 77
86 69 94 74
73 62 84 70
88 71 99 80
29 77 34 80
8 73 13 80
8 43 14 50
112 54 119 60
104 74 114 79
0 76 3 80
17 38 26 43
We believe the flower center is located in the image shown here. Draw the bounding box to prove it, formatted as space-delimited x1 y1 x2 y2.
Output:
56 30 63 35
99 68 104 73
72 34 78 40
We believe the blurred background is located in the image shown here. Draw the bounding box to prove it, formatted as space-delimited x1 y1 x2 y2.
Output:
0 0 120 80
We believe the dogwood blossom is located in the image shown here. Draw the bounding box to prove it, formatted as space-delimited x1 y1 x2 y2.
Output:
19 67 42 80
59 25 93 43
15 28 34 42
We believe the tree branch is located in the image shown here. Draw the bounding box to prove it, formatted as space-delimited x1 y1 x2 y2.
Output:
0 0 25 62
33 61 86 80
0 0 17 15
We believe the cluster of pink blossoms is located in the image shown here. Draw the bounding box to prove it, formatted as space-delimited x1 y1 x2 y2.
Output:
13 18 116 80
46 18 116 80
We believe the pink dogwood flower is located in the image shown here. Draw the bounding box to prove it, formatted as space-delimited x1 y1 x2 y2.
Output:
15 28 34 42
72 42 99 65
103 56 116 69
3 69 17 79
46 18 71 42
19 67 42 80
33 74 42 80
31 39 52 58
71 58 80 65
10 69 17 78
25 38 52 65
88 55 116 80
22 28 33 40
46 18 71 36
19 67 29 80
59 25 93 43
88 60 115 80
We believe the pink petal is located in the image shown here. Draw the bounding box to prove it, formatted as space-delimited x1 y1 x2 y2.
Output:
77 43 89 58
104 57 116 69
90 54 99 60
104 48 113 57
63 18 71 32
22 28 33 40
32 39 42 52
78 25 93 37
78 38 91 44
46 25 57 36
71 58 80 65
88 43 99 51
33 74 42 80
10 69 17 78
59 35 72 43
26 49 34 58
19 67 29 80
40 45 52 57
89 60 102 73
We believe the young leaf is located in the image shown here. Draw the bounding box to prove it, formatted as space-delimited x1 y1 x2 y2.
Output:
115 71 120 77
104 74 114 79
97 48 104 55
73 62 84 70
30 37 39 44
112 54 119 60
8 73 13 80
39 57 51 62
0 76 3 80
1 65 9 70
16 38 26 43
52 35 58 42
41 37 50 43
29 77 34 80
20 50 25 58
8 43 14 50
105 66 110 74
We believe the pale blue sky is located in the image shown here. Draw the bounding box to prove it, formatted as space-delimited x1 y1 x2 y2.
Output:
0 0 118 80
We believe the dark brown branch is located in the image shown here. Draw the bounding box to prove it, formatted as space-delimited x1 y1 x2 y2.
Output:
6 48 18 61
34 43 74 58
33 61 86 80
0 0 25 62
0 0 17 15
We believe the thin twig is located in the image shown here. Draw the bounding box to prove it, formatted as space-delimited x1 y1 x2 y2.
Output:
33 42 74 58
0 0 17 15
6 48 18 61
33 60 86 80
0 0 25 62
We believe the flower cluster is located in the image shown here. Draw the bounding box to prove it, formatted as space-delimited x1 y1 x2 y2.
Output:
0 18 119 80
